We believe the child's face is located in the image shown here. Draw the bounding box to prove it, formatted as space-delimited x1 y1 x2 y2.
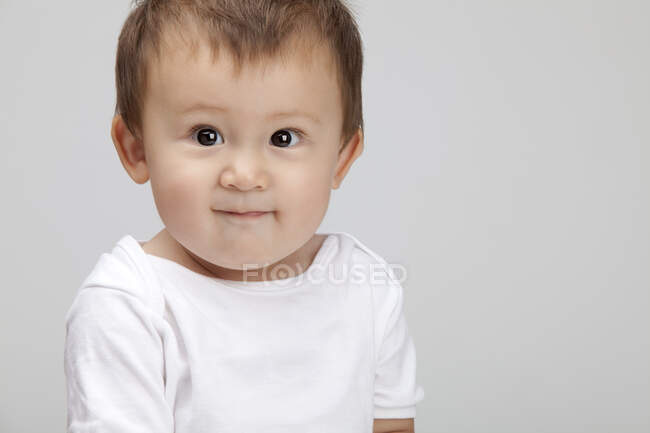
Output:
134 37 362 271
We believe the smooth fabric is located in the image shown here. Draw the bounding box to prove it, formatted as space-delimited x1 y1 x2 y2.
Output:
64 231 424 432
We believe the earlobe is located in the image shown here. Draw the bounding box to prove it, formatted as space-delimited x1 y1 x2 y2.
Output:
111 114 150 184
332 127 364 190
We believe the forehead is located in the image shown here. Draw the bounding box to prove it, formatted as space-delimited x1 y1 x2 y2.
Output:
144 34 342 122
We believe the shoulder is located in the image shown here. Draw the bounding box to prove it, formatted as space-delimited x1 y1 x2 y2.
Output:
323 231 392 267
65 235 165 324
323 231 404 301
325 232 411 361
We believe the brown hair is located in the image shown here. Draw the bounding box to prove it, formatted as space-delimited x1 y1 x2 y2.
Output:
114 0 364 149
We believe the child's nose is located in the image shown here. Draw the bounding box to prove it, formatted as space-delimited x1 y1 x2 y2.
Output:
218 150 269 192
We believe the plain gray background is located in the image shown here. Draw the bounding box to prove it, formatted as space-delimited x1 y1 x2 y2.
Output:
1 0 648 431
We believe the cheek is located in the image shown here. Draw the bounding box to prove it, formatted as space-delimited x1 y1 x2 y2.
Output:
279 162 333 221
149 155 208 224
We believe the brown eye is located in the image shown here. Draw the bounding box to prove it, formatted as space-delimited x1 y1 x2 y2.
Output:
192 127 223 146
270 129 300 148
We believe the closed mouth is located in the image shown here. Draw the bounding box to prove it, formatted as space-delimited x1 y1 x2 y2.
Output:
218 210 272 217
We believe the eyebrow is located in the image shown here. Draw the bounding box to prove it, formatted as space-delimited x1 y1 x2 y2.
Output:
178 102 322 125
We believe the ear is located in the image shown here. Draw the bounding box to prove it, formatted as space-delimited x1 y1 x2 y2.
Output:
332 127 364 190
111 114 149 184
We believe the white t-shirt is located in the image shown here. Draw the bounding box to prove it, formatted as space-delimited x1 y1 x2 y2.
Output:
64 231 424 432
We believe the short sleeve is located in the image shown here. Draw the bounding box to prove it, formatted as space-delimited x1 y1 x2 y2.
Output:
64 286 174 433
373 277 425 419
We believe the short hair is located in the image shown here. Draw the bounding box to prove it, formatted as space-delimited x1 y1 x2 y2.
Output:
114 0 364 149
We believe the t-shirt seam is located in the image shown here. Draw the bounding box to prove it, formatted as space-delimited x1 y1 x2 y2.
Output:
116 236 169 317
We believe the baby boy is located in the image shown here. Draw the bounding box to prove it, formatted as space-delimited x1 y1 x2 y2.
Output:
64 1 424 432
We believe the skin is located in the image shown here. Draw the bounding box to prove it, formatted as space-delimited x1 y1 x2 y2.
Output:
373 418 415 433
112 34 362 281
111 32 413 432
